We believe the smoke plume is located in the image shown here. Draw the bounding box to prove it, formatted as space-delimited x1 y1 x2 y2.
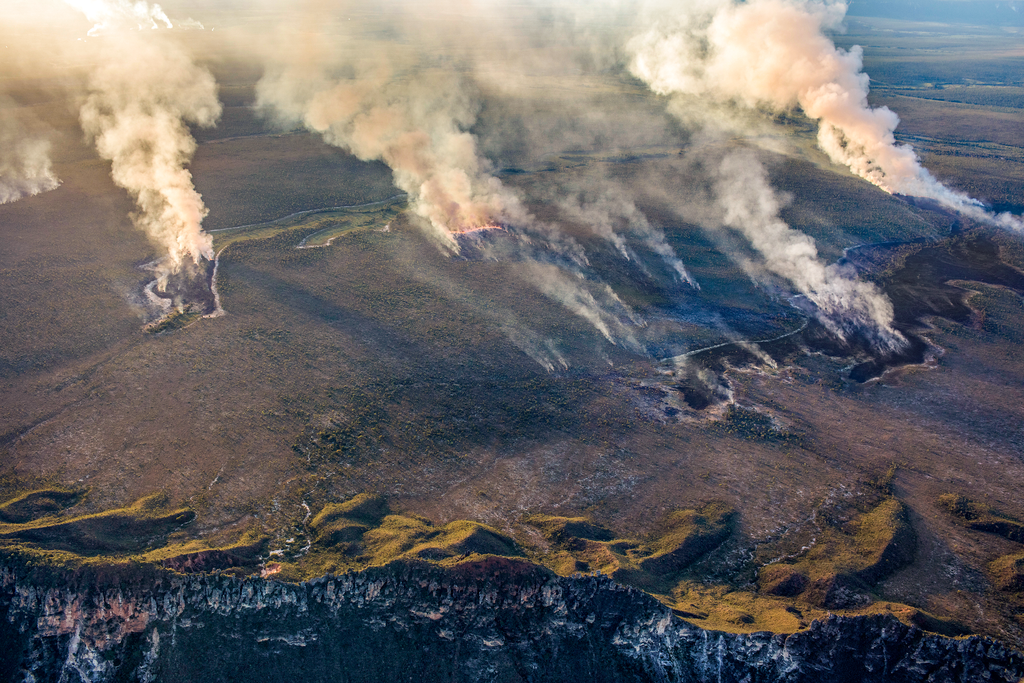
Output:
714 150 903 350
72 3 221 277
256 26 521 252
0 104 60 205
627 0 1023 230
252 5 672 355
525 261 645 352
552 172 697 287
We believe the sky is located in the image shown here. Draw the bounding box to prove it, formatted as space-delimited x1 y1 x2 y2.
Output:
848 0 1023 24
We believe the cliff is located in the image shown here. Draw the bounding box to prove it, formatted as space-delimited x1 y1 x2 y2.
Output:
2 557 1022 682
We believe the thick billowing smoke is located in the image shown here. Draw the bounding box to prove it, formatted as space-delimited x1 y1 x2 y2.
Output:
628 0 1022 230
256 30 521 251
0 103 60 204
71 2 220 278
253 4 689 354
714 150 903 350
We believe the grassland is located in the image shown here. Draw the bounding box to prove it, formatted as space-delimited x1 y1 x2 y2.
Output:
1 16 1024 649
0 486 959 638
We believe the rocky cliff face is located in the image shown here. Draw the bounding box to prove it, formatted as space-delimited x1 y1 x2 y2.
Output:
2 557 1022 683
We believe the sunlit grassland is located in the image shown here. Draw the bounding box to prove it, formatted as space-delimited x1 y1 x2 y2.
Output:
210 194 407 253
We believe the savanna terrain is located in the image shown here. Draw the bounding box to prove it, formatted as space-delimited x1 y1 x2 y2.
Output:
2 15 1024 650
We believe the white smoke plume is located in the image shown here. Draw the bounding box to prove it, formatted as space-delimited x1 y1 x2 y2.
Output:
555 180 697 287
714 150 904 350
253 5 656 353
256 31 521 252
74 13 221 276
627 0 1023 230
0 104 60 204
525 261 645 352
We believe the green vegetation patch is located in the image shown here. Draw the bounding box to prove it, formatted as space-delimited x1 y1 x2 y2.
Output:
0 487 85 524
0 493 195 555
410 521 522 560
523 504 735 594
989 553 1024 592
906 608 972 638
638 503 737 575
274 496 524 582
307 494 387 541
758 565 810 597
145 530 268 575
0 488 958 639
758 498 915 608
524 514 615 544
356 515 523 564
939 493 1024 542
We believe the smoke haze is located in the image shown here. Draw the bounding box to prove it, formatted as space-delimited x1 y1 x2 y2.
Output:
713 150 903 350
251 3 696 348
65 0 172 36
0 104 60 205
4 0 1016 363
254 9 522 251
552 174 697 287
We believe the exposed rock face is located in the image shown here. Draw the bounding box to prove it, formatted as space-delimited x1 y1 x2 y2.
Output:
2 558 1022 683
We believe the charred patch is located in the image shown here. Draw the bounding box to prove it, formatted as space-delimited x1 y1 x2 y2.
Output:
152 257 218 315
668 225 1024 399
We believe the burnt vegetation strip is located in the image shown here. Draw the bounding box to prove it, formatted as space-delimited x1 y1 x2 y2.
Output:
875 226 1024 325
847 225 1024 380
671 225 1024 389
815 225 1024 382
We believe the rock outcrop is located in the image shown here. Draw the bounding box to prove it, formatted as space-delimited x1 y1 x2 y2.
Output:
1 557 1022 683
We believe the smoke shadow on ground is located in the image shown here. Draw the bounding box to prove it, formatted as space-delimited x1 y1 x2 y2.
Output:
224 261 430 369
220 259 632 465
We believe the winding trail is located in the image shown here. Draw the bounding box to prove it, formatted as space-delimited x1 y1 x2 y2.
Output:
208 193 408 235
661 316 809 366
202 194 408 318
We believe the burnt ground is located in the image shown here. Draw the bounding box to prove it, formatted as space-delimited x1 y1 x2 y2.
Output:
154 258 219 316
669 218 1024 411
4 195 1024 645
